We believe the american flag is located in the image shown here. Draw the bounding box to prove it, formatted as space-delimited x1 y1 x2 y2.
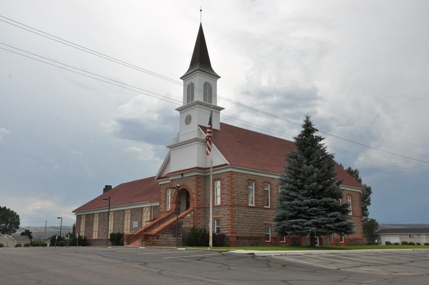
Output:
206 111 212 156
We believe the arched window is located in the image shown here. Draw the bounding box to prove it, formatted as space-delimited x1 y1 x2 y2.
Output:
203 82 212 103
187 83 194 103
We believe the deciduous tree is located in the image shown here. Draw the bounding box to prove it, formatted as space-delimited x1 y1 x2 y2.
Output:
0 206 20 235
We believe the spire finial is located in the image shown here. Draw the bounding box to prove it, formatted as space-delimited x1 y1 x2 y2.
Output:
200 7 202 23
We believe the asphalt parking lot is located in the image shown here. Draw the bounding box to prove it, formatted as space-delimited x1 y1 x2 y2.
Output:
1 247 428 284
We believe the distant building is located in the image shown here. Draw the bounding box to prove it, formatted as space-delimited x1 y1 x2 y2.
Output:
0 234 30 247
377 227 429 245
0 234 16 247
73 23 364 247
12 235 31 246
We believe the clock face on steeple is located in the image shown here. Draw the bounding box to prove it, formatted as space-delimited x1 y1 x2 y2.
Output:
185 114 192 125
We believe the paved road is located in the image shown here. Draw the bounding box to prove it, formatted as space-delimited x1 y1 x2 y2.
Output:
1 247 428 284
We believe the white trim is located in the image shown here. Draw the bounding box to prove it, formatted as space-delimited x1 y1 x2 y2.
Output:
248 181 255 206
215 180 221 205
215 219 221 234
264 183 270 208
265 226 271 242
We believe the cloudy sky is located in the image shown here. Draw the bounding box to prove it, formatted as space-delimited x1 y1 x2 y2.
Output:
1 0 428 228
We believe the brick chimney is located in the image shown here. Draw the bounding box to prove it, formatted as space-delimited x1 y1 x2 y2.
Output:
103 185 112 193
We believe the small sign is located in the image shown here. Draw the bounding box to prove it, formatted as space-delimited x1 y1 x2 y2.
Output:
133 221 138 228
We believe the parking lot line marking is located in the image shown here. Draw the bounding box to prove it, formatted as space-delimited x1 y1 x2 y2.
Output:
326 254 386 265
276 256 340 270
137 250 184 256
163 253 221 259
308 255 355 265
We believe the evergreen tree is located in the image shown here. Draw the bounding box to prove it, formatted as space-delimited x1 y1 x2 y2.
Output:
274 115 354 247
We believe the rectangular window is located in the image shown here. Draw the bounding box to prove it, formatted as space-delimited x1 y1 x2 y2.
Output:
215 219 221 234
280 234 285 242
265 226 271 242
347 196 352 215
340 233 345 243
108 212 114 235
248 181 255 206
264 183 270 207
152 206 159 219
124 209 131 234
142 207 150 227
215 180 221 205
92 213 99 239
409 234 415 238
166 189 171 211
79 214 86 237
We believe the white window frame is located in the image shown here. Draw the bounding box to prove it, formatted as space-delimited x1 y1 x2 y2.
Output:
264 183 270 208
248 181 255 206
203 82 212 103
280 234 285 243
340 233 345 243
187 82 194 103
92 213 99 239
79 214 85 237
215 219 221 234
142 207 150 227
215 180 221 205
265 226 271 242
166 189 171 211
108 211 114 235
124 209 131 234
347 195 352 215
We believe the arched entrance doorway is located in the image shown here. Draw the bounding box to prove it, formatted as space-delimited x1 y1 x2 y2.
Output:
178 189 190 213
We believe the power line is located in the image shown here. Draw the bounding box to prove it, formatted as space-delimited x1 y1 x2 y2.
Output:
3 43 429 174
2 43 429 174
0 15 182 86
1 14 427 166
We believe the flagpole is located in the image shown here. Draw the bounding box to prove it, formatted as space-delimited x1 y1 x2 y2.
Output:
206 110 213 249
209 156 213 249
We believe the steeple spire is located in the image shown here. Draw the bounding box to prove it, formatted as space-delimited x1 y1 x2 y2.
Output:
181 24 220 79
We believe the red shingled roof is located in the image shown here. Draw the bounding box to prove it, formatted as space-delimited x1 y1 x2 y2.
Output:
205 123 363 189
73 176 159 213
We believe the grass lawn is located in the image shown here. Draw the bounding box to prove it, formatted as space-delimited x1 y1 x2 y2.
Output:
185 245 429 251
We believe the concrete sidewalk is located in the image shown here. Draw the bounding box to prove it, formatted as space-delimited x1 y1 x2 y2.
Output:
229 248 429 256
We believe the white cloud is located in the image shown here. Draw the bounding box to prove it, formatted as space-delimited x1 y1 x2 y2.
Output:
0 128 10 143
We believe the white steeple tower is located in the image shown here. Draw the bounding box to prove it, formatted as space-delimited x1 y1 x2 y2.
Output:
176 24 223 143
156 24 225 178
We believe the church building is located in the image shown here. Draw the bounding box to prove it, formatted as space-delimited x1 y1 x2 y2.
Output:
73 23 365 247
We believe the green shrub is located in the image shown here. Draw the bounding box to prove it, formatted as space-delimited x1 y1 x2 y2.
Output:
424 243 429 246
401 241 408 245
213 233 226 247
186 226 207 246
50 235 65 246
57 241 66 247
0 243 4 247
32 240 43 247
15 243 22 247
24 243 30 247
109 232 124 246
66 235 87 246
385 241 392 245
416 242 421 245
394 242 400 245
41 242 47 247
408 242 415 245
